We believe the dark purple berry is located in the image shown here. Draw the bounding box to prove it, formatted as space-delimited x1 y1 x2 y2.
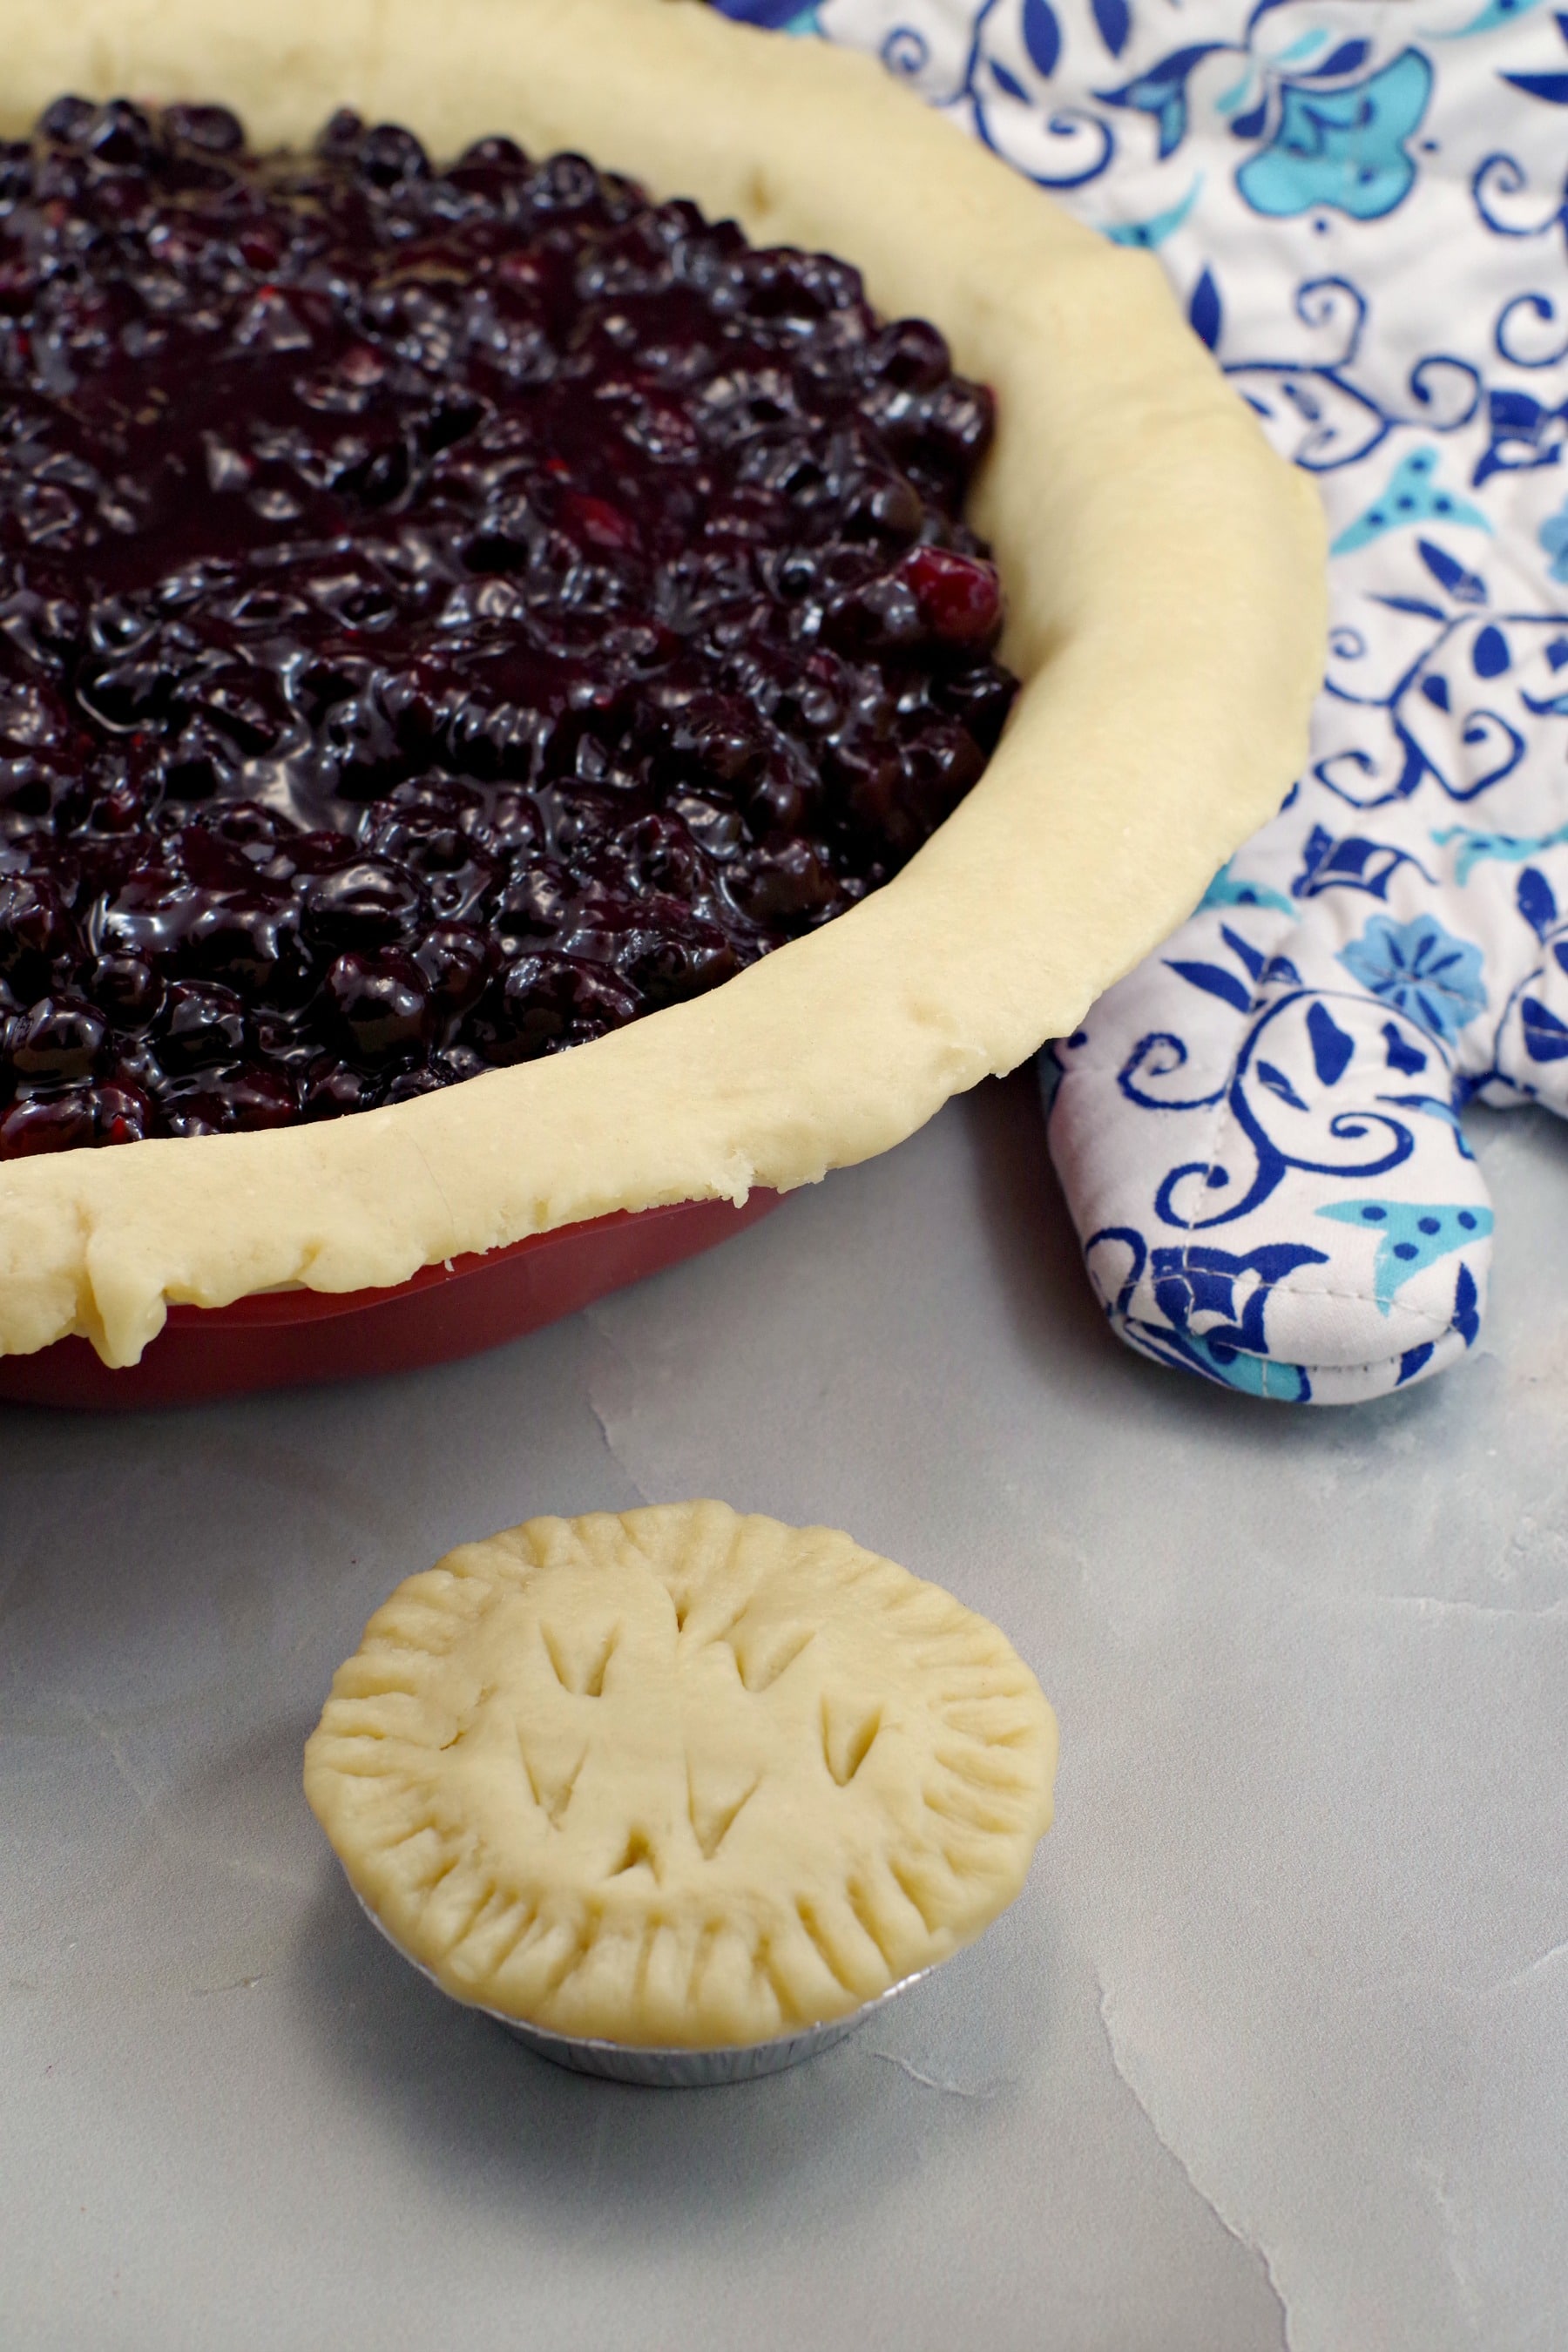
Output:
901 545 1003 648
156 980 248 1072
162 104 245 154
415 924 494 1014
303 862 422 950
323 948 431 1064
0 1078 152 1154
9 995 109 1083
492 951 639 1060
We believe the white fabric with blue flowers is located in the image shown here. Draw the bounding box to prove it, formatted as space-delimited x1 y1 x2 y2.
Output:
716 0 1568 1403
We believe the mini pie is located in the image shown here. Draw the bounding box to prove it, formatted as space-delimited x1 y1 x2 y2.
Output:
0 0 1326 1368
304 1503 1058 2048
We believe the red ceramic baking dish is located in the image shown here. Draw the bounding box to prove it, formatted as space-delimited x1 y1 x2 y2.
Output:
0 1190 779 1411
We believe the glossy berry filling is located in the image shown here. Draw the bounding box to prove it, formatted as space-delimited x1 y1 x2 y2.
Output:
0 98 1017 1156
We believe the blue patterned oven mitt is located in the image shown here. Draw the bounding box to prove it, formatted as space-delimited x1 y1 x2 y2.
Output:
720 0 1568 1402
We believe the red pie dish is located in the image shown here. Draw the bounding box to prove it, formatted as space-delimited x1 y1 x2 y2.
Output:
0 0 1324 1390
0 1189 778 1409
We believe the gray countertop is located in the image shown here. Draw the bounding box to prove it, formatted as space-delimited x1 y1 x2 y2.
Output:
3 1071 1565 2352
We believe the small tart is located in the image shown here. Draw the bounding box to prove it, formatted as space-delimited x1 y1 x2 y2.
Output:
0 0 1327 1367
304 1502 1058 2048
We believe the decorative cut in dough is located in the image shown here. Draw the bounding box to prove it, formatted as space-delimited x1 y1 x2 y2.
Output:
304 1504 1058 2047
0 0 1327 1367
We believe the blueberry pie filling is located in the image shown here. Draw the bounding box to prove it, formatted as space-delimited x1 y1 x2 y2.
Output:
0 96 1017 1159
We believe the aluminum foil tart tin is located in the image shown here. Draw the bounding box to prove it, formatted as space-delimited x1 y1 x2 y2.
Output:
352 1888 931 2087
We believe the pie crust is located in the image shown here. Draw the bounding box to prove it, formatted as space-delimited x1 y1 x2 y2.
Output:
0 0 1327 1365
303 1503 1058 2047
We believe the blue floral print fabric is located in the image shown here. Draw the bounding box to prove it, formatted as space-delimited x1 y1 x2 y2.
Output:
714 0 1568 1402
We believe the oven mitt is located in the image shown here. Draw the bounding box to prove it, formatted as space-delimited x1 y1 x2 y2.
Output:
720 0 1568 1402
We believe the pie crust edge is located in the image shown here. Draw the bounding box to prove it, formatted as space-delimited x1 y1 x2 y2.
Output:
0 0 1328 1363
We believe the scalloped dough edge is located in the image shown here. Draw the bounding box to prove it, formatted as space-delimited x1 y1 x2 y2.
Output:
0 0 1328 1362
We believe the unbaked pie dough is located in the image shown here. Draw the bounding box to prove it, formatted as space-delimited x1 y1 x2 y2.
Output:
303 1503 1058 2047
0 0 1327 1366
